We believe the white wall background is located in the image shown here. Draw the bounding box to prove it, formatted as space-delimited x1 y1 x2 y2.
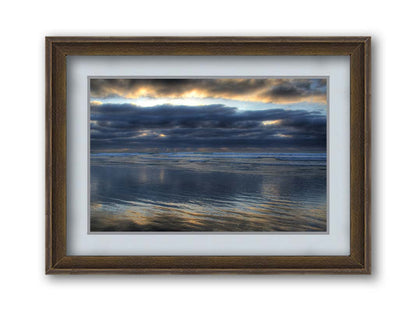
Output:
0 0 412 311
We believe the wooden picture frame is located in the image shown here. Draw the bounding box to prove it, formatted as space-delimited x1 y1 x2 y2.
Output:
46 36 371 274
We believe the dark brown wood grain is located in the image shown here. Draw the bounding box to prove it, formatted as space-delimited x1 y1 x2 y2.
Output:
45 36 371 274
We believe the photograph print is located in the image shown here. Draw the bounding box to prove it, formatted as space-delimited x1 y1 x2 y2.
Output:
89 77 328 232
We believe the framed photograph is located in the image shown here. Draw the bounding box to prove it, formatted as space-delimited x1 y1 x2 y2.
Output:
46 36 371 274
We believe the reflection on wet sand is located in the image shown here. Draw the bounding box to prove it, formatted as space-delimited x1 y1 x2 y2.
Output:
90 153 327 232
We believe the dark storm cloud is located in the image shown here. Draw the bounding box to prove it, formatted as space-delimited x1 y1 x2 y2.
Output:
90 79 268 97
90 103 326 153
90 78 327 104
263 80 313 97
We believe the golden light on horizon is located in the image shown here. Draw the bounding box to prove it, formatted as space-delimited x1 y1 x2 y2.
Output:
182 89 208 98
90 100 103 105
126 87 153 98
262 120 283 126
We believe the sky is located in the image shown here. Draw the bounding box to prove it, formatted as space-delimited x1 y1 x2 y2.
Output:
90 78 327 153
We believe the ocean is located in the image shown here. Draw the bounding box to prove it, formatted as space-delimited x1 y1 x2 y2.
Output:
90 152 327 232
